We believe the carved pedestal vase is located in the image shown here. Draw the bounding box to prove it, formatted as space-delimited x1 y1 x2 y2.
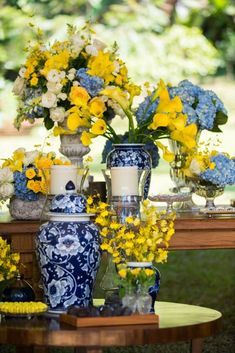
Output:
59 123 90 167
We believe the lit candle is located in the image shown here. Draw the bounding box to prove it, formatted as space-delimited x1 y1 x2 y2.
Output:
50 165 78 195
111 166 138 196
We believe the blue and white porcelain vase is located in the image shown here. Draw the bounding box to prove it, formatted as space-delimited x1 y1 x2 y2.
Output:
106 144 152 199
36 181 101 313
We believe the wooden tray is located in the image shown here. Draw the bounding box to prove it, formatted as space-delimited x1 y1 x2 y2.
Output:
60 313 159 327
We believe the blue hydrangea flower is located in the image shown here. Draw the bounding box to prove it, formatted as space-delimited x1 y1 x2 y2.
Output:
206 90 227 115
76 68 104 97
196 94 216 130
168 80 227 131
182 104 198 125
136 94 159 125
14 170 39 201
200 154 235 187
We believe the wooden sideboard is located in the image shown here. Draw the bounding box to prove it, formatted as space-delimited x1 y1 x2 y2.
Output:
0 212 235 298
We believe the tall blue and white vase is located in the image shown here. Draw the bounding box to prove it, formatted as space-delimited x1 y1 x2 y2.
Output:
36 181 101 313
106 144 152 199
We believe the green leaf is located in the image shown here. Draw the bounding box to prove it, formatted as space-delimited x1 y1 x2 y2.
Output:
44 116 54 130
215 111 228 126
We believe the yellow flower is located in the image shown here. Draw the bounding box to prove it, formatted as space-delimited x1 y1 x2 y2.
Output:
53 126 66 136
148 113 170 130
100 87 130 111
131 268 141 276
30 75 38 86
118 269 127 278
67 112 89 131
89 97 106 118
81 131 92 146
25 168 36 179
69 86 90 107
170 123 198 149
144 269 155 276
156 141 175 163
91 119 107 135
87 50 115 83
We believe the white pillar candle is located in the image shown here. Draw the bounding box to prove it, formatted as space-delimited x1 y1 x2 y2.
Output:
50 165 78 195
111 166 138 196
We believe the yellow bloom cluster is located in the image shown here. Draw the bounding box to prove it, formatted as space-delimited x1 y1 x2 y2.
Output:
0 236 20 282
117 266 155 293
1 148 70 196
88 197 175 264
0 301 48 314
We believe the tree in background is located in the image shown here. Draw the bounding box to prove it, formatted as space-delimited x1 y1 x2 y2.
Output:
0 0 234 128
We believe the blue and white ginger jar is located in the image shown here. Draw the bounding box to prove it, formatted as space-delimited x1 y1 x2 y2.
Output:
36 181 101 312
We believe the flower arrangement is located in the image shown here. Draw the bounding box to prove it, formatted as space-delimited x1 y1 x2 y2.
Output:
0 148 70 203
0 236 20 283
183 149 235 187
87 197 175 264
13 23 138 145
13 23 200 157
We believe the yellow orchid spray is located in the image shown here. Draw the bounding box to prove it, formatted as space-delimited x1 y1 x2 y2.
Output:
87 196 176 265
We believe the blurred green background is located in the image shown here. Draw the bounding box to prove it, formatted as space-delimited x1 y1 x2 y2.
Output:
0 1 235 352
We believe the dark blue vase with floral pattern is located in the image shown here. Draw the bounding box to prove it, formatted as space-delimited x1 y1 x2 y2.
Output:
36 181 101 313
106 144 152 199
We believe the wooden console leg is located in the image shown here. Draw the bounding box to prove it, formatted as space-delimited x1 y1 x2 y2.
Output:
190 338 204 353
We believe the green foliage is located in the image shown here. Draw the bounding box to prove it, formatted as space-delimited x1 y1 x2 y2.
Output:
175 0 235 74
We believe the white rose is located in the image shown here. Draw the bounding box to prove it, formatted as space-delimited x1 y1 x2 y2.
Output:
12 76 25 97
0 167 14 183
47 69 61 83
50 107 66 123
189 159 201 175
41 91 57 108
85 45 98 56
57 93 67 101
0 183 14 200
23 150 40 167
19 67 26 78
46 82 63 94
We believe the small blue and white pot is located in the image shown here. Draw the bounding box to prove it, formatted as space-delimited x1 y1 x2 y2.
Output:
36 181 101 313
106 144 152 199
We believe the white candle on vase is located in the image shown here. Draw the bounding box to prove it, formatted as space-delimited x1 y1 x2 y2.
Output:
111 166 139 196
50 165 78 195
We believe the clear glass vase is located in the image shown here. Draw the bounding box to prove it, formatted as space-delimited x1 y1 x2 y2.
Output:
169 140 198 212
100 253 120 305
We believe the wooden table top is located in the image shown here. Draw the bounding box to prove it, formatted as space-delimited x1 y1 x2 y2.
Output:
1 211 235 250
0 301 222 350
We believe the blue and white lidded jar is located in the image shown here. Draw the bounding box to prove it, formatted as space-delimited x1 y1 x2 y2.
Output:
36 181 101 313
